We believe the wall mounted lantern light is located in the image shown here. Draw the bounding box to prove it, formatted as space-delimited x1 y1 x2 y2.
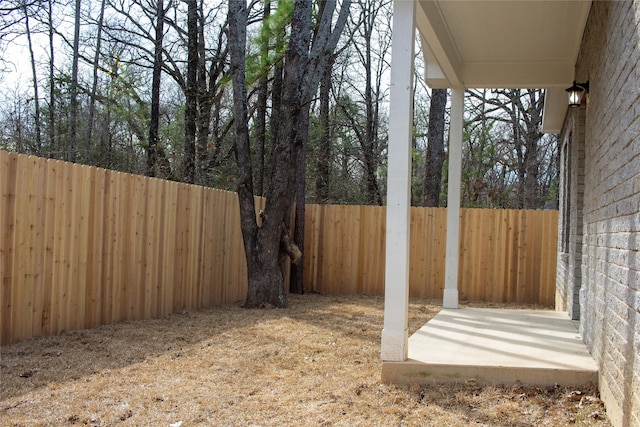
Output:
565 80 589 108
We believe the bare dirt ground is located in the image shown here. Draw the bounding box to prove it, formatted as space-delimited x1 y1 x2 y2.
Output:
1 294 609 426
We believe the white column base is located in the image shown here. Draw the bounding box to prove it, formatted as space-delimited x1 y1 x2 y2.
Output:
443 289 459 309
381 328 408 361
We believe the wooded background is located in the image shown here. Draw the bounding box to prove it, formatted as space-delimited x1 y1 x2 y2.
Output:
1 151 557 345
0 0 559 210
1 0 561 307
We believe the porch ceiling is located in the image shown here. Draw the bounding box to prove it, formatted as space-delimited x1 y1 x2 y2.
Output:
416 0 592 133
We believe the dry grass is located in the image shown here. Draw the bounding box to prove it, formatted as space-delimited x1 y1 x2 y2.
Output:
1 294 609 426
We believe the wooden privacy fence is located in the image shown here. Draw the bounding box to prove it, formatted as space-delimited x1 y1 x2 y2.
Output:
303 205 558 304
1 151 558 345
1 151 264 345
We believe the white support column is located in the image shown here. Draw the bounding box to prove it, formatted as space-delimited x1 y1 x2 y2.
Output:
443 86 464 309
381 0 415 362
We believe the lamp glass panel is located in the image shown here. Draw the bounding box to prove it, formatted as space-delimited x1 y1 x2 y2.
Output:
568 90 582 107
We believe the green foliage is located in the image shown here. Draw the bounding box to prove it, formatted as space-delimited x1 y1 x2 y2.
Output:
411 146 425 205
246 0 293 85
546 178 559 207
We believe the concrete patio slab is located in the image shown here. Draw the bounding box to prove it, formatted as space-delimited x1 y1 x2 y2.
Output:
382 308 599 386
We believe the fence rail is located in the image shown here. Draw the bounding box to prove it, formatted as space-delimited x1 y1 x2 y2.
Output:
1 151 558 345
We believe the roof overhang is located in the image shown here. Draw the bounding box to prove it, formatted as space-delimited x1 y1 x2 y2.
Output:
416 0 592 133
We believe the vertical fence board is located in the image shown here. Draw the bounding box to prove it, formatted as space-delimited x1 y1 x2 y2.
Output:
493 210 507 302
199 189 214 306
303 204 320 293
90 167 106 328
410 208 426 297
131 174 146 320
101 169 115 326
424 208 445 299
190 186 203 308
143 177 158 319
457 209 469 300
209 190 225 306
542 211 558 305
29 156 47 338
162 181 178 315
508 209 518 302
347 206 360 294
51 158 66 334
226 192 246 303
314 205 327 293
79 167 91 327
15 155 40 341
361 206 385 296
40 159 58 335
0 152 15 344
114 172 129 322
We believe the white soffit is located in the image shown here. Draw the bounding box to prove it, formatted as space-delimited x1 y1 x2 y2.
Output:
416 0 591 134
417 0 592 89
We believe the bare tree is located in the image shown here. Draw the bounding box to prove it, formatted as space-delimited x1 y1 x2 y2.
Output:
46 0 55 158
465 88 554 209
314 58 332 203
181 0 197 183
147 0 165 177
68 0 81 162
86 0 107 153
22 0 42 154
253 0 270 197
229 0 350 308
336 0 391 205
423 88 447 206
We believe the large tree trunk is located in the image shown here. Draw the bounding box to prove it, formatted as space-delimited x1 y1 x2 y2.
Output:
182 0 198 183
228 0 286 308
195 0 209 185
47 0 56 158
147 0 164 177
69 0 81 162
24 2 42 155
47 0 55 158
523 89 543 208
315 60 332 203
423 88 447 207
254 0 271 197
229 0 350 308
290 116 309 295
87 0 106 162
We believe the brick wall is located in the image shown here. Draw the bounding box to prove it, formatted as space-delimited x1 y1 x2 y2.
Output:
557 107 586 320
563 2 640 426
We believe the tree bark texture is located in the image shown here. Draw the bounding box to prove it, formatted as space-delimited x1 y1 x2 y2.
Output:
315 60 332 203
423 88 447 207
47 0 55 158
229 0 350 307
69 0 82 162
182 0 198 184
229 0 286 308
147 0 165 177
24 3 42 155
254 0 271 197
87 0 106 159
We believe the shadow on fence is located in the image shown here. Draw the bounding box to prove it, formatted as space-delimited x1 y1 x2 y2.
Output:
303 205 558 303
